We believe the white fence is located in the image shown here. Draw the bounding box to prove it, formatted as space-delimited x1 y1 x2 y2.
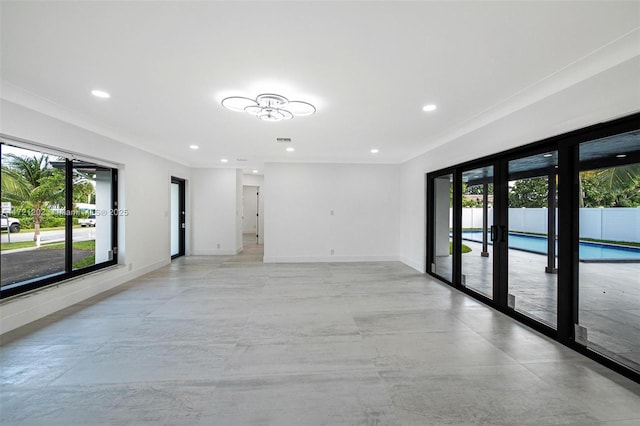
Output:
455 207 640 243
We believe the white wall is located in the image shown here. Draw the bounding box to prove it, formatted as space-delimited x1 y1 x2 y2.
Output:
190 168 242 255
264 163 400 262
400 55 640 272
0 100 191 333
235 169 243 251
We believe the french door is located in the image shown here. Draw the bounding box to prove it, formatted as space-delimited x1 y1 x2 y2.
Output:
431 154 561 327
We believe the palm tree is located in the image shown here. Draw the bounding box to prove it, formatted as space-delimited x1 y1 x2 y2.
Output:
596 164 640 207
2 153 65 241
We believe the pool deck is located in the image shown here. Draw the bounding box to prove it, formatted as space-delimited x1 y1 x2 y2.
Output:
435 240 640 372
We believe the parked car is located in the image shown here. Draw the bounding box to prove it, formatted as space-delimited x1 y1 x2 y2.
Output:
0 214 21 233
78 214 96 227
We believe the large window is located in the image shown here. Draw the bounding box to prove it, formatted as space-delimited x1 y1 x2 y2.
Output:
1 139 118 298
427 113 640 380
576 131 640 373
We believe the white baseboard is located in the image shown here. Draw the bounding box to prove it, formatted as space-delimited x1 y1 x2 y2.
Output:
263 255 401 263
191 249 240 255
400 256 424 272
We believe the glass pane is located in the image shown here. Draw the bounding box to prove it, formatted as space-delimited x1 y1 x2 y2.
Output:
507 151 558 328
72 160 113 270
433 173 453 281
578 130 640 373
171 183 179 256
460 166 494 299
1 144 66 287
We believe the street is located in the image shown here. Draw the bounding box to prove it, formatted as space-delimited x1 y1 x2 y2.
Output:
1 227 95 244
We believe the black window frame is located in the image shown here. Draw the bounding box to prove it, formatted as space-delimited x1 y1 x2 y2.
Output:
0 137 119 299
426 112 640 383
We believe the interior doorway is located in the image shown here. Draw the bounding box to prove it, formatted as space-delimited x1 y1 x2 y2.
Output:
242 185 260 244
171 177 186 258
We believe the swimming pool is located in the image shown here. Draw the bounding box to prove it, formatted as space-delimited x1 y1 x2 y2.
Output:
461 231 640 261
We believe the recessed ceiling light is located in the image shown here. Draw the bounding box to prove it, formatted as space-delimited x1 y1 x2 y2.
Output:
543 153 553 157
91 89 110 99
220 158 229 163
286 147 295 152
252 170 259 174
616 154 627 158
370 148 379 154
422 104 437 112
189 145 199 150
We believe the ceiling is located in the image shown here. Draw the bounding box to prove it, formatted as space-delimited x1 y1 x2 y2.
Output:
1 1 639 172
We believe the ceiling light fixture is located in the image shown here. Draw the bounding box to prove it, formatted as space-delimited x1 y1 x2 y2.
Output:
422 104 437 112
543 153 553 157
91 89 110 99
253 170 259 174
222 93 316 122
189 145 199 150
220 158 229 163
616 154 627 158
370 148 379 154
286 147 295 152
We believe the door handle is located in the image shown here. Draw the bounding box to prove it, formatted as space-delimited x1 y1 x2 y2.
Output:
490 225 498 242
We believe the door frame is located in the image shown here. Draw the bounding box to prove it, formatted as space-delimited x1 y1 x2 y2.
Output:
171 177 186 259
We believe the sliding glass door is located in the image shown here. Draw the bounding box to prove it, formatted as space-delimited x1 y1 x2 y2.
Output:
576 131 640 373
459 165 495 300
507 151 558 329
426 113 640 380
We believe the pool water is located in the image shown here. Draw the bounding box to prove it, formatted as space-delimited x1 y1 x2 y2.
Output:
461 231 640 261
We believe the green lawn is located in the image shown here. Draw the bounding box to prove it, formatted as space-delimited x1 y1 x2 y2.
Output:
1 239 95 252
42 240 95 251
450 242 472 254
0 241 37 251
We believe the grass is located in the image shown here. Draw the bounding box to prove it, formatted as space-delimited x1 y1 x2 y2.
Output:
72 255 96 269
579 238 640 248
450 242 472 254
1 239 95 252
0 241 36 251
42 240 95 251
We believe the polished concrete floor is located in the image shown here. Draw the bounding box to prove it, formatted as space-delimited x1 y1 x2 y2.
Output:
437 240 640 372
2 239 640 425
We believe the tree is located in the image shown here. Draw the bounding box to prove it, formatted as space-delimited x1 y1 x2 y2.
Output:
508 177 548 208
580 165 640 207
2 153 65 240
73 180 95 204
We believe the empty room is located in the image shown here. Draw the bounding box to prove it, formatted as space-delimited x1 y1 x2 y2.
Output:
1 1 639 425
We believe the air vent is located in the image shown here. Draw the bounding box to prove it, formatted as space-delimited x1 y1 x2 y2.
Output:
236 158 248 162
276 138 292 143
